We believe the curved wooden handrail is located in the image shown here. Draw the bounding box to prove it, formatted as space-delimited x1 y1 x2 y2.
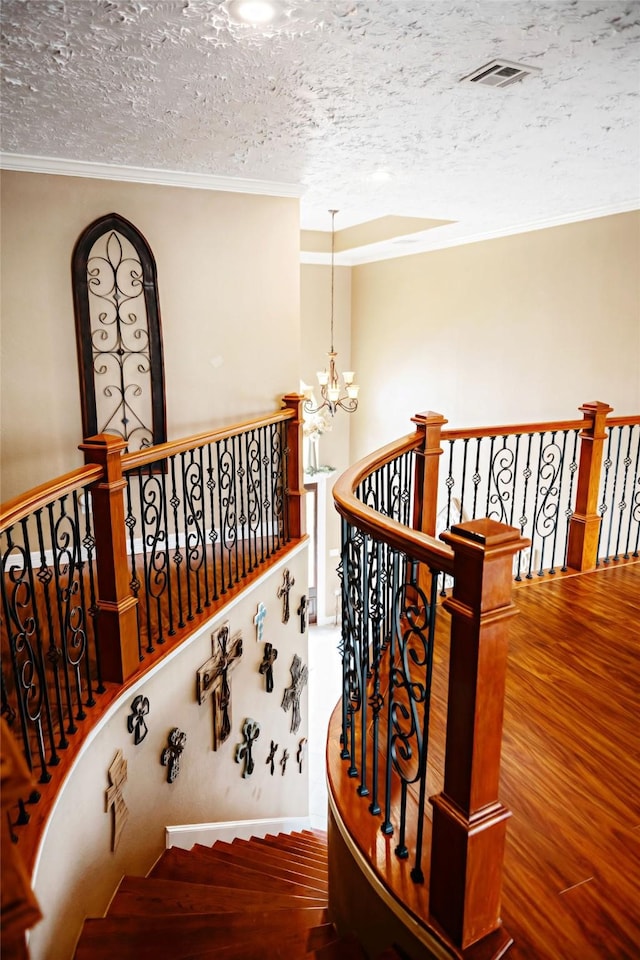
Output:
441 417 586 441
332 431 455 576
0 465 104 531
121 407 295 472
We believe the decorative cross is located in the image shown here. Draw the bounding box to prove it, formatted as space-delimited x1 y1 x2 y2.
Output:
259 642 278 693
161 728 187 783
235 718 261 778
281 654 308 734
297 595 308 633
127 695 150 745
266 739 278 776
105 749 128 851
254 602 267 642
297 737 308 774
280 747 290 776
197 621 243 750
277 568 295 624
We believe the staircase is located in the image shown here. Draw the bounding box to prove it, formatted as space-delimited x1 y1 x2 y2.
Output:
73 830 397 960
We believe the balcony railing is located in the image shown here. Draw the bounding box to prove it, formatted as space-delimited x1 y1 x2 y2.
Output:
332 400 639 956
0 395 306 849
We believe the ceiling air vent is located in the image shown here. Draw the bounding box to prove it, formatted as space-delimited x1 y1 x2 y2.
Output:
461 59 541 88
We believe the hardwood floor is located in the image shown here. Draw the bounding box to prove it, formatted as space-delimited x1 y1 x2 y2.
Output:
328 562 640 960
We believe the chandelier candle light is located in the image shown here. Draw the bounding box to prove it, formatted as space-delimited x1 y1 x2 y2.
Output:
304 210 359 417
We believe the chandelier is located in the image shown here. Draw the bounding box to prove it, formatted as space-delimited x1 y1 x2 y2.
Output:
304 210 359 417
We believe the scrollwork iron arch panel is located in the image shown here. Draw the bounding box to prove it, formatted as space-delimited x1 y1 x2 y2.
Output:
72 213 167 451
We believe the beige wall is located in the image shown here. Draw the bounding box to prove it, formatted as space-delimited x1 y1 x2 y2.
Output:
0 170 300 500
30 548 309 960
350 212 640 461
300 263 352 621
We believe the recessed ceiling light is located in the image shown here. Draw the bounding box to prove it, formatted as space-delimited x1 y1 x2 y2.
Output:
369 169 391 183
226 0 279 25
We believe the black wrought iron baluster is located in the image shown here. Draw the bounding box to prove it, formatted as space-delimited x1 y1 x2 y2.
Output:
137 467 154 652
368 539 384 817
235 433 247 581
245 430 259 574
30 512 64 759
340 520 363 777
357 533 370 800
217 438 234 589
339 517 350 761
182 450 206 616
459 438 470 532
441 440 456 595
547 431 569 575
168 456 186 628
533 431 563 575
410 570 438 884
596 430 614 565
206 443 220 602
58 495 87 719
381 548 400 837
520 434 535 579
123 476 143 660
271 422 284 553
257 426 267 565
159 464 176 636
624 426 640 559
488 436 514 526
82 492 105 691
615 425 634 562
198 445 212 608
47 499 78 734
471 436 482 518
607 427 624 562
485 436 496 517
140 465 169 646
279 421 288 545
561 430 580 572
5 524 52 781
72 490 94 709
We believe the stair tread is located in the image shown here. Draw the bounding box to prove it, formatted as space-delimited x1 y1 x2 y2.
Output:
74 909 329 959
251 835 329 867
206 841 328 885
190 844 328 892
151 847 326 897
111 875 328 916
221 840 329 880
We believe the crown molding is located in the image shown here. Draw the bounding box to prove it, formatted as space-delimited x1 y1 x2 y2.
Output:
0 152 302 199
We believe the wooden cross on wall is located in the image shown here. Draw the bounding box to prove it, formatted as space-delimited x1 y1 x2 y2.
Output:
105 749 128 852
197 621 243 750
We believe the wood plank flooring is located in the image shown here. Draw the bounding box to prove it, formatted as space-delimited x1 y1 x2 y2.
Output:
328 561 640 960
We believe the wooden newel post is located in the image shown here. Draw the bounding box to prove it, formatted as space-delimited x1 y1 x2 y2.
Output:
80 434 139 683
566 401 613 572
282 393 306 541
411 411 448 537
429 518 528 953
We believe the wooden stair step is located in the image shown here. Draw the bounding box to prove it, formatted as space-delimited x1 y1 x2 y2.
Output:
252 834 329 867
151 847 326 898
74 909 328 960
110 876 328 916
228 840 329 880
261 832 328 861
192 843 328 893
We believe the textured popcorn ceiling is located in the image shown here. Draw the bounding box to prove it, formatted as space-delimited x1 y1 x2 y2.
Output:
1 0 639 259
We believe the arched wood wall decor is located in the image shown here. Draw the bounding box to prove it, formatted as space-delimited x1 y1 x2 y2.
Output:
72 213 167 451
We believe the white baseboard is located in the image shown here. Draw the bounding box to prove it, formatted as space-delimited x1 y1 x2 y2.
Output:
165 815 313 850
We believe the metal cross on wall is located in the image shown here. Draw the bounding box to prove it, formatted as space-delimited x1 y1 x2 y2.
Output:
297 595 307 633
277 568 295 623
259 642 278 693
266 739 278 775
197 621 243 750
105 749 128 852
235 717 261 778
281 653 308 734
161 728 187 783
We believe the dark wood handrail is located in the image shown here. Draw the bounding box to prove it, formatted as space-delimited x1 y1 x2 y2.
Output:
0 465 104 531
332 431 455 576
121 407 295 472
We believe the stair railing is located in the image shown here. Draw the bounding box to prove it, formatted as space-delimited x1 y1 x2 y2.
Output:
332 399 639 953
0 394 305 851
